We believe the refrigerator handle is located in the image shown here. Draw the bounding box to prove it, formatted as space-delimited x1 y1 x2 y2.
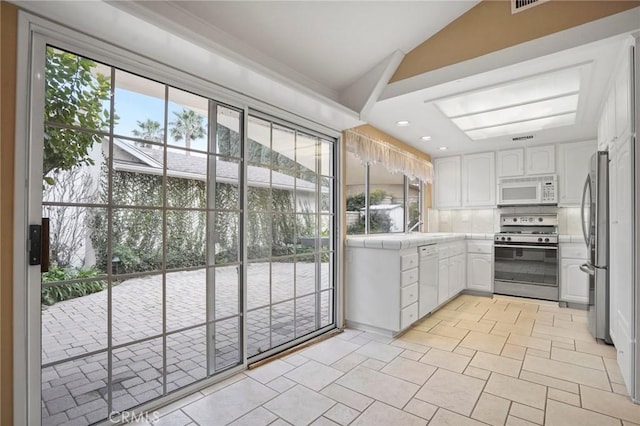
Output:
579 263 595 276
580 176 590 247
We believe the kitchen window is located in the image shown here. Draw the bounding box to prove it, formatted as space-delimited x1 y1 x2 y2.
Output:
345 150 423 235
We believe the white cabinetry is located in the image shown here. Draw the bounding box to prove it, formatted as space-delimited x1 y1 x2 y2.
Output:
557 141 596 206
462 152 496 207
437 258 449 305
466 241 493 293
609 134 634 392
497 148 524 177
437 242 465 303
434 156 461 208
559 243 589 304
435 153 495 209
346 247 419 334
525 145 555 175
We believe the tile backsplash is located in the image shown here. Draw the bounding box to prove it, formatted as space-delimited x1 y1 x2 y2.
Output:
428 206 582 235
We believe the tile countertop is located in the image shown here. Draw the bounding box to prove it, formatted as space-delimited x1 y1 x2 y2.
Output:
346 233 586 249
345 232 492 250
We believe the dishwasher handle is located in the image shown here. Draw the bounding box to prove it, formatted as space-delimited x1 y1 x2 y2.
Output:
419 245 438 257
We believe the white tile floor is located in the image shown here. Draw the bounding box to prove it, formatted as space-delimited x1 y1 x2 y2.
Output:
131 294 640 426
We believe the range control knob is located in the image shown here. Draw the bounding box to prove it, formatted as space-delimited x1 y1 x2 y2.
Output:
538 237 543 242
538 217 544 222
501 237 506 241
513 218 518 222
507 237 511 241
544 238 550 242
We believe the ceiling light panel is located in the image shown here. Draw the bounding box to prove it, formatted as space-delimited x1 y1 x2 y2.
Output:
465 112 576 140
433 64 587 141
436 66 582 117
451 94 579 131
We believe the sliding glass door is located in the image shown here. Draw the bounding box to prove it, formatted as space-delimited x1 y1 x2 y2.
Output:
246 115 336 360
33 44 336 425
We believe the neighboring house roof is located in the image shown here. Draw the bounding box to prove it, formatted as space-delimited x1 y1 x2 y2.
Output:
366 204 402 211
111 139 316 193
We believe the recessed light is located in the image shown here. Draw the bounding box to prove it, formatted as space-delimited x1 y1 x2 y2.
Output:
439 146 448 150
420 136 432 141
396 120 410 126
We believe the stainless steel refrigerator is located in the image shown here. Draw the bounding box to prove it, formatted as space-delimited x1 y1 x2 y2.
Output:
580 151 611 343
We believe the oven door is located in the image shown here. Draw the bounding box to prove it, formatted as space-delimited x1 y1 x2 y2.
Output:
498 182 541 205
494 244 558 286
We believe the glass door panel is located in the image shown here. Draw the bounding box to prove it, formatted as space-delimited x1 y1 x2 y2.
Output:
39 47 243 425
246 115 336 361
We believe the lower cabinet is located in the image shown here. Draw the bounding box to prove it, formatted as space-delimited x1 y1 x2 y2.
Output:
346 238 468 335
559 243 589 304
466 241 493 292
438 242 466 303
345 247 420 335
438 258 449 305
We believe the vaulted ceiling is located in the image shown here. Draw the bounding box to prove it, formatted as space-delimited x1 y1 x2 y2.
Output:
107 1 640 156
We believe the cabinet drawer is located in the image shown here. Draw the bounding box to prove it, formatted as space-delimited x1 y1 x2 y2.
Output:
401 283 418 307
401 253 419 271
400 302 419 329
401 268 419 287
467 241 492 254
562 244 588 259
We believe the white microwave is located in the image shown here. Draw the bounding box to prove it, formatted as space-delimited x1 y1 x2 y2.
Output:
497 175 558 206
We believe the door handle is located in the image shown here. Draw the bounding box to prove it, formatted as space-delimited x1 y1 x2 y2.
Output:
29 218 49 272
579 263 595 276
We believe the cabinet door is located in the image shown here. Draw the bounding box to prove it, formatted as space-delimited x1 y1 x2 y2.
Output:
614 54 630 139
448 254 466 297
605 92 617 148
559 258 589 304
496 149 524 178
462 152 495 207
434 156 461 208
438 259 449 304
557 141 596 206
467 254 492 292
525 145 555 175
597 111 608 151
610 135 634 390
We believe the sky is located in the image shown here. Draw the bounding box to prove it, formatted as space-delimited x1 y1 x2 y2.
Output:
106 88 209 152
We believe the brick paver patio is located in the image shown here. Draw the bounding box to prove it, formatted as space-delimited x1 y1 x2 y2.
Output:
41 261 331 425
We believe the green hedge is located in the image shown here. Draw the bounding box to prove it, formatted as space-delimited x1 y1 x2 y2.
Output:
41 265 106 305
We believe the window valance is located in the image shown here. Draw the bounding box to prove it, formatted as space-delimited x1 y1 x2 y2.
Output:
345 129 433 183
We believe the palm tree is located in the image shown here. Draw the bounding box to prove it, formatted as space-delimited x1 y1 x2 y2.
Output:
132 119 163 147
169 108 206 152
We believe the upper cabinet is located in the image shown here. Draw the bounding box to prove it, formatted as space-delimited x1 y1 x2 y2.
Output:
434 152 495 209
496 148 524 178
557 140 596 206
599 44 632 151
434 156 461 208
525 145 555 175
462 152 495 207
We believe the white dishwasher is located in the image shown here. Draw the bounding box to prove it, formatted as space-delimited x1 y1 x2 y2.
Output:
418 244 439 317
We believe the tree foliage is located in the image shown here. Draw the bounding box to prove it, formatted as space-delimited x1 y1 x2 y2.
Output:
44 47 111 184
132 118 163 147
169 108 205 151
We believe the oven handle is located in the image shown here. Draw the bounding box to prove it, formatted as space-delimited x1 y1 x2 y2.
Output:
494 244 558 250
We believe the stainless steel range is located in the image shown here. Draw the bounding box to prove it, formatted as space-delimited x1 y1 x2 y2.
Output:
494 214 559 301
